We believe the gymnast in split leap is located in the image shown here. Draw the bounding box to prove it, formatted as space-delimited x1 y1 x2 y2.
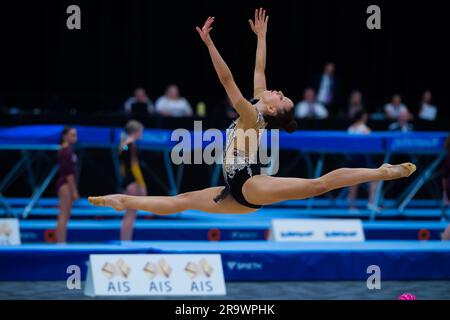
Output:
89 9 416 215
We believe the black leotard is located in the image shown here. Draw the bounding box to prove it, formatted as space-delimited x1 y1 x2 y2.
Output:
119 142 141 189
213 99 265 209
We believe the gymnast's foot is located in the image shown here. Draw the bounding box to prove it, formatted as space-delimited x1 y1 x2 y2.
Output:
380 162 416 180
88 194 125 211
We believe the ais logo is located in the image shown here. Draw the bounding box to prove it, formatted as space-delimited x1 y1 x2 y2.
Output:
101 259 131 279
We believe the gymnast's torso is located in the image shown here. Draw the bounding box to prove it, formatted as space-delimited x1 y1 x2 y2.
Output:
214 95 267 208
223 104 266 178
119 141 137 188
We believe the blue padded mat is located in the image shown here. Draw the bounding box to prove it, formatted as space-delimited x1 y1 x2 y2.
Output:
1 125 447 153
15 218 450 242
1 241 450 281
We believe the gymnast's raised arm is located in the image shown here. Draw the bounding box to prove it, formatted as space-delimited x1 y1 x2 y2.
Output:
196 17 257 126
249 8 269 98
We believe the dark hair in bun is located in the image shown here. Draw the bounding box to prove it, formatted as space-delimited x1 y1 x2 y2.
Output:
263 109 298 133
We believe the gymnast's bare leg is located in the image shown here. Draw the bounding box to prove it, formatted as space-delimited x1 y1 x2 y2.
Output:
89 186 257 215
242 163 416 206
89 163 415 214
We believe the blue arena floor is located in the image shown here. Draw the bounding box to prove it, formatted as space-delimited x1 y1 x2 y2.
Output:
2 198 449 243
2 241 450 282
2 197 450 288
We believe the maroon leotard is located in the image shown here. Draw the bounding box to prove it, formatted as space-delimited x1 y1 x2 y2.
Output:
56 146 77 190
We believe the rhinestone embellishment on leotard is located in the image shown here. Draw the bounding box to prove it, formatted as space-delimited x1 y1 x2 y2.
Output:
222 112 265 181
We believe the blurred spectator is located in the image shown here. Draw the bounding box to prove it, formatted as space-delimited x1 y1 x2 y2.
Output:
348 110 370 134
418 90 438 121
295 88 328 119
347 110 380 212
442 136 450 240
388 109 413 132
155 84 193 117
124 87 155 115
347 90 364 119
310 62 339 111
384 94 409 120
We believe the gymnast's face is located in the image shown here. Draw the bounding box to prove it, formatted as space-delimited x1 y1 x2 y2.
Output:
65 129 78 145
261 90 294 116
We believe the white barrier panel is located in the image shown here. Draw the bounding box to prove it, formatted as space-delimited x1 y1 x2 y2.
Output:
0 218 21 245
270 219 365 242
84 254 226 297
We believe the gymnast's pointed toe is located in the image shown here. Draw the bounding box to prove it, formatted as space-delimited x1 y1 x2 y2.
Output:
380 162 416 180
89 194 125 211
88 196 105 207
400 162 416 177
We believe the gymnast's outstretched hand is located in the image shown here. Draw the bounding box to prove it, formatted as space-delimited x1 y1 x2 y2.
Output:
249 8 269 37
196 16 215 45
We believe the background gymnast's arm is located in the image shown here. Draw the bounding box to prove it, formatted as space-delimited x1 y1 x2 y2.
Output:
196 16 257 126
249 8 269 97
67 175 79 201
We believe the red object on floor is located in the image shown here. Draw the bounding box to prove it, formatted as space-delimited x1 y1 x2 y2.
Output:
418 228 430 241
208 228 221 241
44 229 57 243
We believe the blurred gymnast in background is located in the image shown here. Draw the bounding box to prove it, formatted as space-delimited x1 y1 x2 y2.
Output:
56 127 79 243
89 9 416 216
119 120 147 241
